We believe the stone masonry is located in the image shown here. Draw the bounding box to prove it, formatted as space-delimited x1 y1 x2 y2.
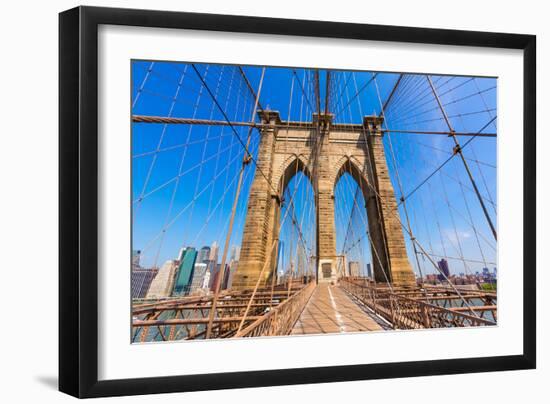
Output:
231 111 415 290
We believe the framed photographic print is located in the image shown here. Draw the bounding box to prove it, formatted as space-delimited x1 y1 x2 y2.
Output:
59 5 536 398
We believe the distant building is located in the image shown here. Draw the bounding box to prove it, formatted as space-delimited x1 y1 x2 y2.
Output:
209 264 221 291
336 255 347 277
188 263 209 294
437 259 450 281
210 263 229 291
230 245 241 262
226 259 238 289
173 247 197 295
297 245 306 276
146 260 178 299
366 263 372 278
177 247 186 261
210 241 219 264
132 250 141 268
131 267 158 299
348 261 360 277
197 246 211 264
482 267 490 275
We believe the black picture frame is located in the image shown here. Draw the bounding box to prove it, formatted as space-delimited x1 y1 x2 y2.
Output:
59 5 536 398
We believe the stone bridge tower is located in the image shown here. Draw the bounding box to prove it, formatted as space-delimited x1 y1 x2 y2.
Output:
232 110 416 290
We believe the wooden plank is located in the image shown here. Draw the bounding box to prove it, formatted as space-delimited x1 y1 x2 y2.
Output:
291 284 383 335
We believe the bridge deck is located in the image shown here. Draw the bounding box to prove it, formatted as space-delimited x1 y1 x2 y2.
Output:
291 283 384 335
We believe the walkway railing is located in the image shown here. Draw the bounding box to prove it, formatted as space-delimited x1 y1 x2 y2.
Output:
340 278 496 329
132 282 315 341
234 281 316 337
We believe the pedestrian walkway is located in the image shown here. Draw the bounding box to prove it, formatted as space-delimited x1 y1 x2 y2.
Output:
291 283 384 335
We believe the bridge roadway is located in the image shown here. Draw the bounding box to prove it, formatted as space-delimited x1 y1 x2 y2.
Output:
291 283 385 335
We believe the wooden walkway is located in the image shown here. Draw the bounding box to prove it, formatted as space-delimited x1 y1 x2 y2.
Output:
291 283 384 335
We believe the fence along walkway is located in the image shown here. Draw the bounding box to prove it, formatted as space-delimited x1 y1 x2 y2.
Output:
291 283 384 335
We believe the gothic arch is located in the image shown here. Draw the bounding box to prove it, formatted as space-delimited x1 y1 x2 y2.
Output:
332 155 371 202
274 153 314 199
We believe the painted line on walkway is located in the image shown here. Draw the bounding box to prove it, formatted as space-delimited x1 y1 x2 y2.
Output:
328 286 347 333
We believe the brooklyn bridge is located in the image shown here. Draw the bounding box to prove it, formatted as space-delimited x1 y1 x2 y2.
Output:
130 62 497 342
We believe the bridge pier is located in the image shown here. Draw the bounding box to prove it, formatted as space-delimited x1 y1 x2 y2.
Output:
364 116 416 286
233 111 416 291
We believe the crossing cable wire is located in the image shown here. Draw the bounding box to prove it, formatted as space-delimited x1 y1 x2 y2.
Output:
153 66 228 268
216 76 250 232
390 77 473 125
426 75 497 240
133 65 191 223
132 61 155 109
402 80 500 258
438 83 496 261
190 73 253 248
453 81 498 215
204 69 244 243
333 73 378 119
406 130 475 277
183 67 232 247
398 116 497 206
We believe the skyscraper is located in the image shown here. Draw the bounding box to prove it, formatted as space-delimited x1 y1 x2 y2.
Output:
226 259 238 289
188 262 209 294
437 258 450 281
146 260 178 299
297 245 306 276
230 245 241 262
348 261 360 277
173 247 197 295
366 263 372 278
132 250 141 268
209 263 229 291
131 267 159 299
210 241 219 263
197 246 211 264
177 247 186 261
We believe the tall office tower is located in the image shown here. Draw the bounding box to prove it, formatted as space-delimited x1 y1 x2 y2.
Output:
437 258 450 281
131 267 159 299
197 246 211 264
210 241 219 264
230 245 241 262
173 247 197 295
348 261 360 277
177 247 186 262
202 270 211 289
188 262 209 294
132 250 141 268
226 259 238 289
146 260 178 299
296 245 306 276
366 263 372 278
210 263 229 291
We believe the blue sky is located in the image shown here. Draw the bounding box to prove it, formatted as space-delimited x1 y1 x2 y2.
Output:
131 61 497 278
